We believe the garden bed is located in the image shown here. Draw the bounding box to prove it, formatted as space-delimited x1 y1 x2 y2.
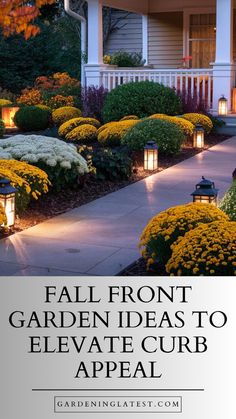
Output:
1 132 230 239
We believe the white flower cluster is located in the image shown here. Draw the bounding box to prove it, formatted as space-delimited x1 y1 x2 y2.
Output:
0 135 89 175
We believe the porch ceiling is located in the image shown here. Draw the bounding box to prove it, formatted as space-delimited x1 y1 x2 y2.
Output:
102 0 148 14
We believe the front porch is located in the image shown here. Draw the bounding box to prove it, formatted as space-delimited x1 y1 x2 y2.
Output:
84 0 236 113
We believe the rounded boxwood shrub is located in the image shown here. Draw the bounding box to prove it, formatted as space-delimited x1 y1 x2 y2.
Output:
102 81 182 122
0 119 5 137
65 124 98 143
52 106 82 126
182 113 213 134
166 221 236 276
14 106 50 131
122 118 184 154
139 203 229 269
149 114 194 137
59 117 101 138
219 181 236 221
98 120 137 147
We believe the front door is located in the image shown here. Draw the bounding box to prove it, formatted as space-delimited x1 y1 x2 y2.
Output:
189 13 216 68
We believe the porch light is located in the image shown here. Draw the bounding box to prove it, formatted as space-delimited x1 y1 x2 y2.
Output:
191 176 218 206
1 106 19 129
144 140 158 171
193 124 204 148
0 178 17 227
218 96 228 116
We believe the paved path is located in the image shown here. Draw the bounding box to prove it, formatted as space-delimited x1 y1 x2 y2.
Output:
0 137 235 276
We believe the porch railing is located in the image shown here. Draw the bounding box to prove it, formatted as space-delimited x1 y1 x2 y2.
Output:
101 68 213 109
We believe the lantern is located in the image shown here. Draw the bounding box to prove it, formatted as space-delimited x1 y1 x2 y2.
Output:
144 140 158 171
193 124 204 148
0 178 17 227
191 176 218 206
1 106 19 129
218 95 228 116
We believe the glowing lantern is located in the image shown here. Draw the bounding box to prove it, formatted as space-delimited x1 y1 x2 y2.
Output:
1 106 19 129
0 179 17 227
218 96 228 116
193 124 204 148
191 177 218 206
144 140 158 171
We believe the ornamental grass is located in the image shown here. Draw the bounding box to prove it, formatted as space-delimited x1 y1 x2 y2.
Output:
166 221 236 276
140 203 229 268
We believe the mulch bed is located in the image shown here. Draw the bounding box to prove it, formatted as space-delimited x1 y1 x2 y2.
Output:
1 133 230 240
118 258 166 276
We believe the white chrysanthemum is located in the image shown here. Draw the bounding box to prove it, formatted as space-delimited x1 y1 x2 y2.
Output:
60 161 71 169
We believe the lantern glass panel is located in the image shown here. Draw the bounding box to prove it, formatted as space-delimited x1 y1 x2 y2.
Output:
218 97 228 116
193 130 204 148
144 148 158 171
0 193 15 227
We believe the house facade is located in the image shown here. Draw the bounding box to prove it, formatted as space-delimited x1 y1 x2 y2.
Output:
82 0 236 113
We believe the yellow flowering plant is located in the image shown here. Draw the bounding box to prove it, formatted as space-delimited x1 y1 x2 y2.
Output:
98 120 138 147
52 106 82 126
65 124 98 143
120 115 139 121
149 114 195 137
59 117 101 138
166 221 236 276
139 203 229 269
182 113 213 134
0 99 12 107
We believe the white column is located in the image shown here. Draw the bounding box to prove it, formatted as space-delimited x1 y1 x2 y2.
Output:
142 15 149 65
212 0 236 112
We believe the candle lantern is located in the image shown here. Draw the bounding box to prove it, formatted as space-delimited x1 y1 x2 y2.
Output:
144 140 158 171
1 106 19 129
191 176 218 206
0 178 17 227
218 96 228 116
193 124 204 148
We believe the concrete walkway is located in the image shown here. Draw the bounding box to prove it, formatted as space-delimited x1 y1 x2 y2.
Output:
0 137 235 276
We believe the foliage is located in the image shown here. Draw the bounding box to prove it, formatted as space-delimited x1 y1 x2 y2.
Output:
92 147 133 181
0 87 16 102
219 181 236 221
14 106 50 131
98 120 137 147
0 134 89 191
149 114 195 137
0 99 12 107
120 115 139 121
59 117 101 138
0 202 6 227
65 124 98 143
182 113 213 134
81 86 108 121
102 81 182 123
0 0 55 39
52 106 82 126
166 221 236 276
122 118 184 155
139 203 228 269
109 51 145 67
0 159 50 211
0 119 5 137
17 88 42 105
177 89 209 114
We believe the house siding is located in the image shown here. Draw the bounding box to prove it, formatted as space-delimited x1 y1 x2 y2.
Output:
104 10 142 55
148 12 183 68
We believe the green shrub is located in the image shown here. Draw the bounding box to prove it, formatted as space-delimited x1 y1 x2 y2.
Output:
219 181 236 221
110 51 145 67
52 106 82 126
0 120 5 137
93 148 133 181
14 106 50 131
102 81 182 122
122 118 184 155
140 203 229 269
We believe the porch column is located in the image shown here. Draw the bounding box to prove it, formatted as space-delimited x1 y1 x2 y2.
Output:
142 15 149 65
84 0 111 87
212 0 236 112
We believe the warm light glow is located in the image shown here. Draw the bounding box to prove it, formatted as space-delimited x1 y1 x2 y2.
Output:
193 196 217 206
218 96 228 116
144 143 158 171
193 132 204 148
0 194 15 227
1 107 19 128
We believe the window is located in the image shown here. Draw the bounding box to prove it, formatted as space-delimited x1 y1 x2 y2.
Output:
189 14 216 68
